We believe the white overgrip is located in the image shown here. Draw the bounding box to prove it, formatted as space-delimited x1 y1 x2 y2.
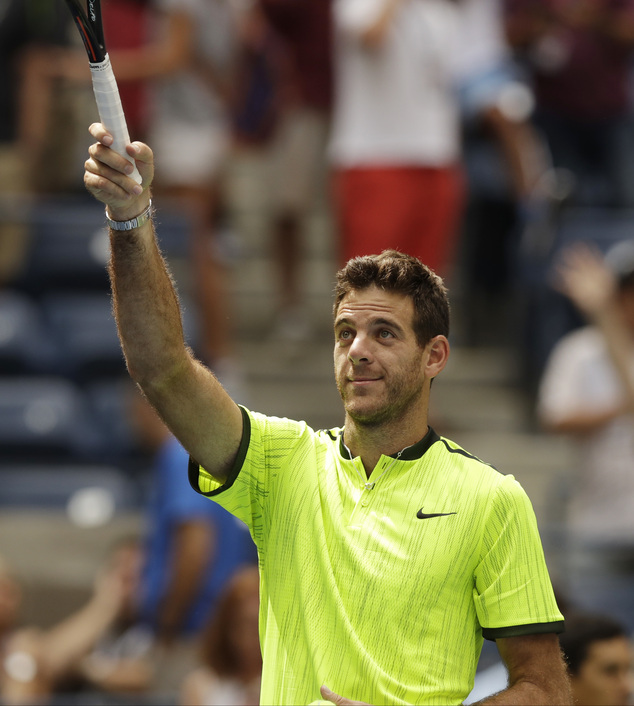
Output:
89 54 142 184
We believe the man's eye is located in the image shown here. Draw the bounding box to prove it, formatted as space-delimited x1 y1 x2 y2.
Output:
379 330 393 339
340 330 352 340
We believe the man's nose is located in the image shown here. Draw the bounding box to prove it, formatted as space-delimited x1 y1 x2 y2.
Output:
348 335 371 364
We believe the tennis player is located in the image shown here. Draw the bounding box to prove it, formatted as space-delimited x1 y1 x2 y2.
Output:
83 125 571 706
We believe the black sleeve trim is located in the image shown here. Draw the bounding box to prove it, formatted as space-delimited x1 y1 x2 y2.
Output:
187 405 252 496
483 620 565 641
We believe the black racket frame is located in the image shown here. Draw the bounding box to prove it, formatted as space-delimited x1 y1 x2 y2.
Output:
63 0 106 64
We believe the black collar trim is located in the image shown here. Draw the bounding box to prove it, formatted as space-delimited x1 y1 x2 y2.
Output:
338 426 440 461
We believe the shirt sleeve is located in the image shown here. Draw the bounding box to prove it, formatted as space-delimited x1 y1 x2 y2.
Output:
473 475 564 639
188 407 310 550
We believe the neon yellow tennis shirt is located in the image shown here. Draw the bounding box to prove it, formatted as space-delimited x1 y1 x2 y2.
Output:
189 408 563 706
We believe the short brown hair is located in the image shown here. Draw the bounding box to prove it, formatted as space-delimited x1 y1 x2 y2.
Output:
559 612 628 676
334 250 450 346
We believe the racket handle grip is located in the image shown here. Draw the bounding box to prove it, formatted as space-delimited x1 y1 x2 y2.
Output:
90 54 142 185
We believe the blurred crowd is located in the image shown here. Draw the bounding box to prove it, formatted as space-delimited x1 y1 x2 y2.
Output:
3 0 634 372
0 539 261 704
2 0 634 703
0 389 260 705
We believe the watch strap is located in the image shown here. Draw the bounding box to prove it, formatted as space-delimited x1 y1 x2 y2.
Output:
106 200 153 231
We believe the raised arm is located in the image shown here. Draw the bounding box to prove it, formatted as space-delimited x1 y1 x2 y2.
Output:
554 243 634 420
84 124 243 482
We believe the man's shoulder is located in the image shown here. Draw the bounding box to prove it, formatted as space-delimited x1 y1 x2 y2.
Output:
429 433 523 499
245 408 342 452
432 434 501 477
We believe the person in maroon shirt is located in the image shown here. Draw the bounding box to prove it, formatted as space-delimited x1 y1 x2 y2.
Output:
504 0 634 206
102 0 152 143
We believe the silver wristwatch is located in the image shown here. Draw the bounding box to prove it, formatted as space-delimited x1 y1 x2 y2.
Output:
105 200 153 231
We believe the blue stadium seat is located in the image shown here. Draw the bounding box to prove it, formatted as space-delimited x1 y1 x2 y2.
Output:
18 198 110 294
0 291 60 374
17 198 193 296
0 377 102 462
85 378 142 465
41 292 125 381
41 292 200 382
0 464 139 512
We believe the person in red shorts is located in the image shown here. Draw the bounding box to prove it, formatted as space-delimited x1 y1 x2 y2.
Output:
330 0 464 276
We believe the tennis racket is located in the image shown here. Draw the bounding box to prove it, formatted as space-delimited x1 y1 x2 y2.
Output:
63 0 142 184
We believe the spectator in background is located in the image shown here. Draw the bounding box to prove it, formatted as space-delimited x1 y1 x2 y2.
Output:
559 612 633 706
100 0 153 144
179 566 261 706
0 541 151 703
258 0 334 340
537 241 634 631
329 0 464 278
504 0 634 208
230 2 286 149
16 0 153 188
73 538 155 698
129 390 257 692
452 0 560 346
0 0 72 286
455 0 550 204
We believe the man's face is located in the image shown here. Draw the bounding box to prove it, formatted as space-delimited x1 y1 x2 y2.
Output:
572 636 634 706
333 286 428 426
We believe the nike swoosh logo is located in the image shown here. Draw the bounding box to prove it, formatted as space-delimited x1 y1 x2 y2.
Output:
417 508 457 519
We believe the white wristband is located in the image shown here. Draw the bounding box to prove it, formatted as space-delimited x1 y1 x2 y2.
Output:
106 200 153 231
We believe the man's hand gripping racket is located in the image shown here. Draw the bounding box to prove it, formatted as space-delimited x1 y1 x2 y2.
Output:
64 0 142 184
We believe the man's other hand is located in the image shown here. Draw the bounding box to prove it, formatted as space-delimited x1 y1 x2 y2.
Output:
319 684 371 705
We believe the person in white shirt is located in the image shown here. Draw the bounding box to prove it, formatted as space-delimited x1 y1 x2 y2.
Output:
329 0 464 276
538 241 634 631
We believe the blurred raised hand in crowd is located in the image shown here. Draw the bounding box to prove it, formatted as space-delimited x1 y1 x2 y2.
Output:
537 240 634 633
551 242 634 418
1 540 154 703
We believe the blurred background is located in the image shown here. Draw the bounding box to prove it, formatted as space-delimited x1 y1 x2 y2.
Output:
2 0 634 703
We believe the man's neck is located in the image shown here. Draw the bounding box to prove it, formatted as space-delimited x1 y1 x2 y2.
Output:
343 415 429 476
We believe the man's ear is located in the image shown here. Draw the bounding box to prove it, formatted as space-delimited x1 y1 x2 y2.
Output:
425 335 450 379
